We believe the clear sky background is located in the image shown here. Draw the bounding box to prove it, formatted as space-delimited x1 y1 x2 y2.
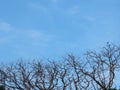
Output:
0 0 120 62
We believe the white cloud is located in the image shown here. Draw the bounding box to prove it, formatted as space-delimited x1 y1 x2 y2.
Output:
0 35 13 44
51 0 58 3
24 30 52 42
84 16 95 22
0 22 13 44
0 37 8 43
0 22 12 32
67 6 80 15
29 3 48 13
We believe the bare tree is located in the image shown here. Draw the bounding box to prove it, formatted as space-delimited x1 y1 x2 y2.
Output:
65 54 91 90
58 59 73 90
79 43 120 90
0 65 6 90
5 61 35 90
0 43 120 90
4 60 59 90
32 61 59 90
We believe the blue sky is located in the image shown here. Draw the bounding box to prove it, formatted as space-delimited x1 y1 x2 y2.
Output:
0 0 120 62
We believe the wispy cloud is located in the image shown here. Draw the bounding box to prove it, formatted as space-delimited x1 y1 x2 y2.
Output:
50 0 58 4
25 30 52 42
0 22 12 32
0 22 13 44
67 6 80 15
0 36 10 44
0 21 52 45
29 3 48 13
